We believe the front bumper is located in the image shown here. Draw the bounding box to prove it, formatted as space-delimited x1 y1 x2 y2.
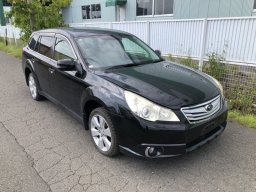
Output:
115 100 228 158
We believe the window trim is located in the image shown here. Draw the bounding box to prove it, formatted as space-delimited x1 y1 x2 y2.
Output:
136 0 174 17
29 32 81 68
53 34 78 62
32 33 77 61
33 33 55 53
37 34 56 59
28 33 40 51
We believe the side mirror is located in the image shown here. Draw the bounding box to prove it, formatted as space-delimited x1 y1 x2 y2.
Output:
155 50 161 57
57 59 75 71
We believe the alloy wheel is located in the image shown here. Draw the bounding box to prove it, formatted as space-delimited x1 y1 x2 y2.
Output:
90 114 112 152
28 74 37 99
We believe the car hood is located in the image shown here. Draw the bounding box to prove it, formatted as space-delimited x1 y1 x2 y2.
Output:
95 61 220 109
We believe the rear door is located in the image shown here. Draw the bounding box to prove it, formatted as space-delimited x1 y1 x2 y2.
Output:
33 34 56 95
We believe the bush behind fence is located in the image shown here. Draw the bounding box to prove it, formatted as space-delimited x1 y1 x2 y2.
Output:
167 54 256 114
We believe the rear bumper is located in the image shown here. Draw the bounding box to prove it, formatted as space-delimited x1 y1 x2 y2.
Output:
115 100 228 158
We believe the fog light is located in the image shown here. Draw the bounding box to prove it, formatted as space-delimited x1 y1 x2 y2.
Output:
148 147 155 154
145 146 163 157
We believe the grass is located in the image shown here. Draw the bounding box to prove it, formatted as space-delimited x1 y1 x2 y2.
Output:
0 41 22 58
228 110 256 129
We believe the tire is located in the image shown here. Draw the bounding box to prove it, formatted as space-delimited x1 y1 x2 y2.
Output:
28 73 44 101
89 107 119 157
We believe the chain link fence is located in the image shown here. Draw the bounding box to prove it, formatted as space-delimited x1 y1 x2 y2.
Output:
166 54 256 114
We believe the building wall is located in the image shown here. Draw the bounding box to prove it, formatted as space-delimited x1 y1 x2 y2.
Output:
64 0 256 23
62 0 116 23
174 0 255 19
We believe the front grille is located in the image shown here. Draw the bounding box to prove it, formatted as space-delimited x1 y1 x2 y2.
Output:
181 95 221 124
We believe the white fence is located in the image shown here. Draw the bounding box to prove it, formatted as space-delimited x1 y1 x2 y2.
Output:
70 17 256 68
1 17 256 67
0 25 21 41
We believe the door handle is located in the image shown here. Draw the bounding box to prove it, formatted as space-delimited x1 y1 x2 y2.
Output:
48 68 55 74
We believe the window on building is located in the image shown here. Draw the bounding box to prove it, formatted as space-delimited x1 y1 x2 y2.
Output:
40 0 52 6
82 4 101 20
3 0 11 6
154 0 173 15
136 0 153 16
254 0 256 10
136 0 173 16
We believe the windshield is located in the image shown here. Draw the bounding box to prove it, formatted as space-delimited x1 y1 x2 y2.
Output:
76 34 162 69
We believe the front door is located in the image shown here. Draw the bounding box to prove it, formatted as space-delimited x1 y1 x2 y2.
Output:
50 35 86 118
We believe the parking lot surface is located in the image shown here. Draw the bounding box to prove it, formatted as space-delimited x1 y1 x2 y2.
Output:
0 51 256 192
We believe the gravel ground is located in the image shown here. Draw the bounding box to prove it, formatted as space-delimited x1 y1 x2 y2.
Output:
0 51 256 192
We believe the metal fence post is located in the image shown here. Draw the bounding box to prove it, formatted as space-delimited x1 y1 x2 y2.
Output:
199 19 208 71
146 21 150 46
5 27 8 46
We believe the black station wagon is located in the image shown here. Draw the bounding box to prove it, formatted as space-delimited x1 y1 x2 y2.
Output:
22 28 228 158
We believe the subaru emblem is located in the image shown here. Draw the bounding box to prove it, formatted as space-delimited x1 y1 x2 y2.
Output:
205 104 213 111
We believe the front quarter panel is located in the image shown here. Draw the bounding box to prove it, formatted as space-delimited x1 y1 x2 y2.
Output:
81 72 150 146
81 72 127 117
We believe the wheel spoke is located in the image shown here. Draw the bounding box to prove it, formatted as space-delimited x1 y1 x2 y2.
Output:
99 116 105 129
91 116 100 128
91 128 100 137
104 127 111 137
28 75 37 98
98 137 104 150
102 136 111 150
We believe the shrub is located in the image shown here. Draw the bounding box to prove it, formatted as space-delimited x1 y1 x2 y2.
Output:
166 54 198 69
179 56 198 69
167 52 256 114
203 52 227 81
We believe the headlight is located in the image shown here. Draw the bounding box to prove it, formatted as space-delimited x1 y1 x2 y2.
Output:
207 75 224 97
124 91 180 122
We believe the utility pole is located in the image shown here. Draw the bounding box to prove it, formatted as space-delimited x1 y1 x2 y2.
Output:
0 0 6 26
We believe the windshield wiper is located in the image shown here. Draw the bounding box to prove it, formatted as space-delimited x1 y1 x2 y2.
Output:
105 63 142 70
105 59 163 70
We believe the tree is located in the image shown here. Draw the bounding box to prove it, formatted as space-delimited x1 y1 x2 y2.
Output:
8 0 71 42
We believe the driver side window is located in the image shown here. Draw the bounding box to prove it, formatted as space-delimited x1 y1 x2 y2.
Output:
54 37 76 61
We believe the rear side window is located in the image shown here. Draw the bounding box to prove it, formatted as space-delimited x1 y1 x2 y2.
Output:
38 36 55 58
28 34 39 50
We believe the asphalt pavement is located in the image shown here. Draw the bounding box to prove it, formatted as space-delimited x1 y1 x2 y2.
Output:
0 51 256 192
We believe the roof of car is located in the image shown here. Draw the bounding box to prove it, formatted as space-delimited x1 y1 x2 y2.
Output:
35 27 131 38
